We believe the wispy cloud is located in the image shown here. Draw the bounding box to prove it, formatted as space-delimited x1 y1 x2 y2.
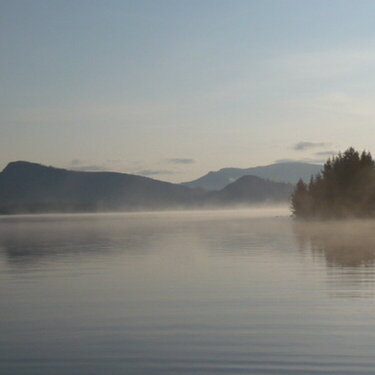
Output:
67 159 117 172
275 158 324 164
314 150 337 157
167 158 195 164
65 159 185 179
71 165 109 172
137 169 181 177
293 141 330 151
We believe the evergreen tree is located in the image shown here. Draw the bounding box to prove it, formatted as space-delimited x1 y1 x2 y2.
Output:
291 179 310 218
291 147 375 219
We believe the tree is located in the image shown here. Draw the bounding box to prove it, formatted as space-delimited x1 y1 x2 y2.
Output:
291 147 375 219
291 179 310 218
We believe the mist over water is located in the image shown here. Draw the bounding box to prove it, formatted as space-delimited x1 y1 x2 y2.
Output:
1 209 375 374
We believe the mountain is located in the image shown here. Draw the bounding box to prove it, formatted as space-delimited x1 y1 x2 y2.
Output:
0 161 294 214
205 175 294 205
182 162 322 190
0 161 202 214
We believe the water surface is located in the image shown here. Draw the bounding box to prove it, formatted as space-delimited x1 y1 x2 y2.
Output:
1 208 375 374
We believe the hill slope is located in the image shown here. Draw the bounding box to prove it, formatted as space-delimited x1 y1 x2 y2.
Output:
0 161 201 213
205 175 293 205
0 161 294 214
183 162 322 190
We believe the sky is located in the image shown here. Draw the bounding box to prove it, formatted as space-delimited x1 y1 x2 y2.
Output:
2 0 375 182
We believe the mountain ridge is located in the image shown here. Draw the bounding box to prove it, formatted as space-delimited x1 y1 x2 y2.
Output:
0 161 294 214
182 162 322 190
205 175 293 206
0 161 200 213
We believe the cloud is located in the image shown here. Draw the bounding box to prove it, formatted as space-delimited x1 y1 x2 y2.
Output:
137 169 181 177
65 159 185 178
167 158 195 164
106 159 122 164
275 158 300 164
275 158 324 164
67 159 110 172
71 165 109 172
293 141 330 151
314 150 337 157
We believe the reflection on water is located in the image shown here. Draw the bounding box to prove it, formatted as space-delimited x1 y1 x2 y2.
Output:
294 220 375 268
294 220 375 298
0 208 290 267
0 217 154 267
2 210 375 374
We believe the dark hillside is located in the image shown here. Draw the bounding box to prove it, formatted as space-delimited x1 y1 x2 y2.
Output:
0 161 294 214
205 175 293 205
0 161 201 213
183 162 321 190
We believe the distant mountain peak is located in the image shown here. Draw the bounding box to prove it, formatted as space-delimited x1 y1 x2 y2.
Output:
0 160 296 214
4 160 42 169
205 174 293 205
183 162 322 190
2 161 58 174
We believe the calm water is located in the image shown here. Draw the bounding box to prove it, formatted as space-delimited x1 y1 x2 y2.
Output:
1 208 375 374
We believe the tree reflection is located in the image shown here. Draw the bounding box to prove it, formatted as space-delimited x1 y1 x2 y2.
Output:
294 220 375 268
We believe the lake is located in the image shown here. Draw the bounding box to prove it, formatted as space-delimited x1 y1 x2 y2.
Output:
1 208 375 374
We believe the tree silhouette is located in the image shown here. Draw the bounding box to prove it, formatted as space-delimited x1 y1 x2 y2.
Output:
291 179 310 218
291 147 375 219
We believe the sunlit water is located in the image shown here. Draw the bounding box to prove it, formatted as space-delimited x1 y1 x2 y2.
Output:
1 208 375 374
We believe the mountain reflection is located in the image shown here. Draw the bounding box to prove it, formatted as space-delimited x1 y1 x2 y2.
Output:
294 220 375 268
0 215 159 266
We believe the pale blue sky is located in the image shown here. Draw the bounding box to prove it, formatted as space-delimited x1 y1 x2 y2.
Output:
2 0 375 181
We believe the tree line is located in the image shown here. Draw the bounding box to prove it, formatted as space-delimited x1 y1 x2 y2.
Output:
291 147 375 219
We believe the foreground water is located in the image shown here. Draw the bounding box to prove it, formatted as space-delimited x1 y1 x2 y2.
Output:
1 208 375 374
